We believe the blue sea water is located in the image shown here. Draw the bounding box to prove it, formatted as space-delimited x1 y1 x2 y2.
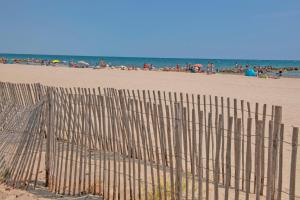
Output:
1 53 300 76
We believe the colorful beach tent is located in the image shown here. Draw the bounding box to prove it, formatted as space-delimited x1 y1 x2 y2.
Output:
245 69 257 77
52 60 61 63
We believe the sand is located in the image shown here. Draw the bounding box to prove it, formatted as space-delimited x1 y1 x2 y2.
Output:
0 63 300 199
1 64 299 126
0 184 100 200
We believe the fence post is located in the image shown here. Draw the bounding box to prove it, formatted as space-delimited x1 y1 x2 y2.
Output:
255 121 263 200
245 118 252 200
272 106 282 197
214 114 222 200
277 124 284 200
266 120 274 200
45 88 51 187
289 127 298 200
234 118 242 200
224 117 233 200
206 112 212 200
174 103 183 200
260 104 267 195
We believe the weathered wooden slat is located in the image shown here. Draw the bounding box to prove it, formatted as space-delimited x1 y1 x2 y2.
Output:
224 117 233 200
206 112 212 200
245 118 252 200
234 118 242 200
149 100 161 200
174 103 183 200
214 114 222 200
166 105 175 200
182 107 189 200
191 108 196 200
255 121 263 200
271 106 282 198
198 108 204 200
221 96 225 185
138 94 148 200
260 104 267 195
289 127 298 200
240 100 245 190
158 103 168 200
266 120 274 200
277 124 284 200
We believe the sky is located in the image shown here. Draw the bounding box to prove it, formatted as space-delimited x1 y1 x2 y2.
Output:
0 0 300 60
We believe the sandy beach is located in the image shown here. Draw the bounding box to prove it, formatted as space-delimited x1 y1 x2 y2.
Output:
0 63 300 199
1 63 299 126
0 184 100 200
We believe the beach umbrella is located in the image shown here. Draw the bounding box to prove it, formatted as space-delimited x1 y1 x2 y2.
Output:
194 64 203 67
78 61 90 66
52 60 61 63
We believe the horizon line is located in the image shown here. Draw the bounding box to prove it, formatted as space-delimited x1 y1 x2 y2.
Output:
1 52 300 62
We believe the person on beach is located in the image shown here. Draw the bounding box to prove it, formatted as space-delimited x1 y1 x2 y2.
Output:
207 62 214 74
149 64 153 70
69 60 75 67
277 69 283 77
143 63 149 70
185 64 189 72
207 63 211 74
0 58 7 64
239 64 243 72
99 60 107 68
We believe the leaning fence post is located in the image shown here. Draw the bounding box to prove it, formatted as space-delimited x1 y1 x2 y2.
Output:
277 124 284 200
289 127 298 200
45 88 51 187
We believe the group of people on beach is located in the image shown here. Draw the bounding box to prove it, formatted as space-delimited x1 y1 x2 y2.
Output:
143 62 216 74
0 58 8 64
1 57 299 78
9 58 57 66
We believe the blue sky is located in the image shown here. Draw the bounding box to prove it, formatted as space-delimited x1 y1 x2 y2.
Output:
0 0 299 60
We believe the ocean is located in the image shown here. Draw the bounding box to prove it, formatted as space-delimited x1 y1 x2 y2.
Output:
1 53 300 76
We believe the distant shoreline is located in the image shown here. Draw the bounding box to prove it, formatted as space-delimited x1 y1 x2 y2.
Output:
1 52 300 62
1 61 299 79
1 53 300 72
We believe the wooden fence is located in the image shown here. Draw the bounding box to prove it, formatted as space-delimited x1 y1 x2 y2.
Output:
0 82 299 200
